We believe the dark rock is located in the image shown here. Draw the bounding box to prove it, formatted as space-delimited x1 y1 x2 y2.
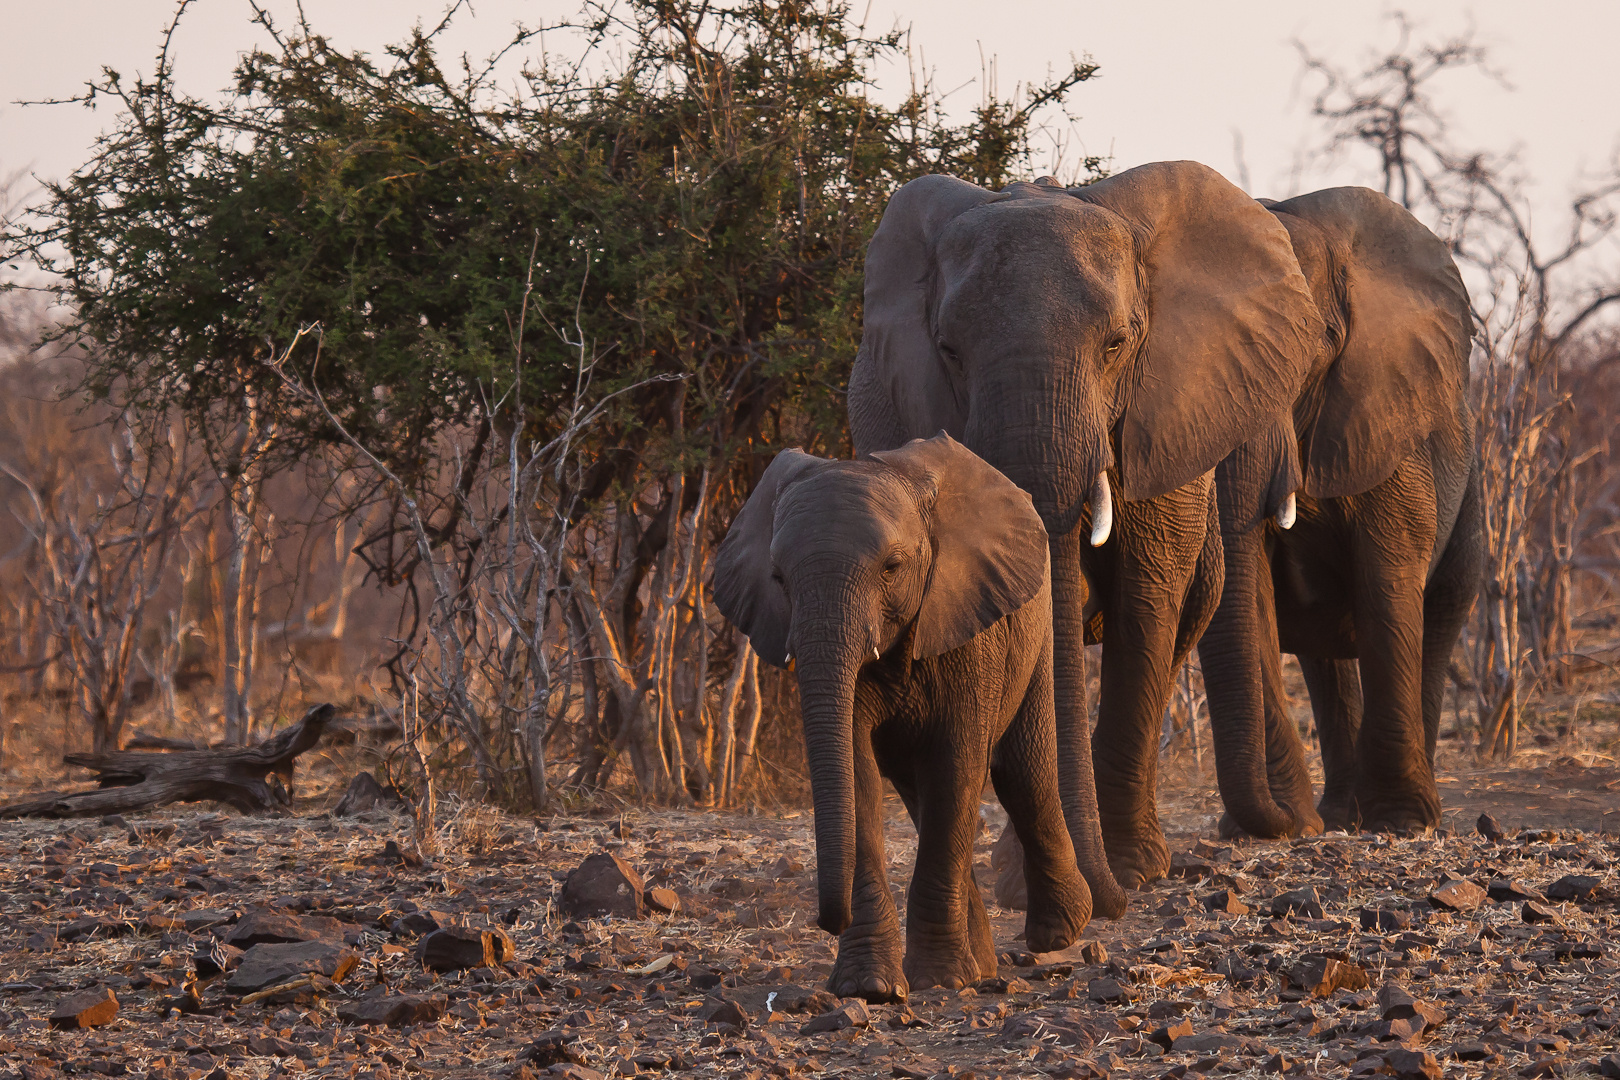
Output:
1289 956 1369 997
558 853 646 920
49 986 119 1029
1171 1031 1248 1055
226 941 359 993
181 909 237 933
1270 887 1325 919
391 910 455 937
417 925 515 971
226 910 361 948
246 1034 301 1057
1169 851 1216 879
1203 890 1250 916
1546 874 1601 901
1477 813 1505 842
23 931 56 952
1488 878 1546 903
1385 1048 1443 1080
58 916 133 943
702 997 750 1031
1376 983 1446 1030
1597 1056 1620 1079
801 999 871 1034
517 1031 587 1067
1148 1018 1195 1048
1359 906 1413 931
1522 900 1564 926
332 772 407 817
1428 878 1486 912
1087 977 1136 1004
337 994 448 1027
1078 941 1108 965
193 941 245 978
645 888 681 914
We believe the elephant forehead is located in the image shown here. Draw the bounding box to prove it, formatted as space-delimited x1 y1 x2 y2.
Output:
939 198 1137 287
770 469 920 561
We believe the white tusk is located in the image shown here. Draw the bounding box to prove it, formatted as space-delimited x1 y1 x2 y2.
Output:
784 653 794 672
873 646 881 661
1089 471 1113 547
1276 491 1297 530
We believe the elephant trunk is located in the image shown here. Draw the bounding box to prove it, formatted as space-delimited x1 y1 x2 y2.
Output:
1197 524 1300 838
793 621 863 936
963 365 1113 538
1050 529 1128 919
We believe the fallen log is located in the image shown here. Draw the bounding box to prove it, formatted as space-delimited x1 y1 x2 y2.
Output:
0 704 336 819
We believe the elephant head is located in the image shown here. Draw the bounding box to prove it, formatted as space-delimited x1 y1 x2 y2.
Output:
858 161 1324 538
1261 187 1473 496
712 433 1049 934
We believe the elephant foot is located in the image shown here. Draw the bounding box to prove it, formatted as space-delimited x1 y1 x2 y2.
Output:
1101 825 1170 891
1317 794 1359 833
902 939 989 993
829 923 908 1003
1218 803 1323 841
1025 875 1091 953
1358 789 1441 835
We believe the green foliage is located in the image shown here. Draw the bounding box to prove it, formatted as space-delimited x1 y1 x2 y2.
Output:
11 0 1102 499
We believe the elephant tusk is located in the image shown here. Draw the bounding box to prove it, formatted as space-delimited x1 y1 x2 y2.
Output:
872 646 880 661
1276 491 1297 530
1089 471 1113 547
785 653 795 672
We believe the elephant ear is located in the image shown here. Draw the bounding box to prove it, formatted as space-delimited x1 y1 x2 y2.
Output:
872 432 1049 659
1268 187 1473 498
712 449 824 669
863 175 1006 440
1070 161 1323 501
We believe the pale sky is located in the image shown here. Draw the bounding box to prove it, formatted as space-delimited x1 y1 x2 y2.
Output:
3 1 1619 285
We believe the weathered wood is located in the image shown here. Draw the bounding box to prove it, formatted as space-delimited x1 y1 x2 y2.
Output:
0 703 336 818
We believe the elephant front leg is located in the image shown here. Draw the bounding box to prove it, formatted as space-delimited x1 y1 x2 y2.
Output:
1086 484 1210 889
1350 469 1440 832
827 721 907 1003
901 748 995 992
991 647 1094 950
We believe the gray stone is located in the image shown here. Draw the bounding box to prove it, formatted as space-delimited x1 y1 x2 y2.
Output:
337 993 448 1027
226 941 359 993
558 853 646 920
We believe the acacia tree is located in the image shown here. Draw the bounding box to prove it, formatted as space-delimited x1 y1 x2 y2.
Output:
1298 16 1620 758
9 0 1103 797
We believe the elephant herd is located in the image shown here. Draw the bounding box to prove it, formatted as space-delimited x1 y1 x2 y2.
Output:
712 160 1481 1001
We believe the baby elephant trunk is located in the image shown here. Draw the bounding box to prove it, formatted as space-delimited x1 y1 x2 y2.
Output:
793 635 863 936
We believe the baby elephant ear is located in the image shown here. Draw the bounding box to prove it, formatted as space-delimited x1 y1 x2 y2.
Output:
873 432 1049 659
712 449 823 669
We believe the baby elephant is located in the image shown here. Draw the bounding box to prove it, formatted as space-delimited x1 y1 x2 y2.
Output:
713 432 1102 1001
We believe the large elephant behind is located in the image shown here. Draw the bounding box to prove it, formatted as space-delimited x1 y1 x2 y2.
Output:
848 162 1324 894
1201 187 1483 836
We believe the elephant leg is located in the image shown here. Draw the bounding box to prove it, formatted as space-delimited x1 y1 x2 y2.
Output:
1350 460 1440 831
1255 547 1322 835
828 720 907 1003
1089 478 1208 889
1421 456 1483 763
1299 657 1363 831
901 738 992 992
1050 530 1127 917
991 641 1093 951
1201 521 1307 839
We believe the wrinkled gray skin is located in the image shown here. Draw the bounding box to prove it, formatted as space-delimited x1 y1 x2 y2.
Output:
848 162 1324 891
712 433 1096 1001
1203 187 1482 836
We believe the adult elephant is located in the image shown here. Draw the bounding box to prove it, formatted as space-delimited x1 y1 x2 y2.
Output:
1202 186 1482 836
848 162 1324 894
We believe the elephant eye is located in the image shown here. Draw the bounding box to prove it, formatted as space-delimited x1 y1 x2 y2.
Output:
882 554 903 578
1104 331 1128 358
936 339 962 368
770 569 787 592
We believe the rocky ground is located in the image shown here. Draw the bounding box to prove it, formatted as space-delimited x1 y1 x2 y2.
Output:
2 783 1620 1080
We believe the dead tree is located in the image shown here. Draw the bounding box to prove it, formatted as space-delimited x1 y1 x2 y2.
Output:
0 703 335 818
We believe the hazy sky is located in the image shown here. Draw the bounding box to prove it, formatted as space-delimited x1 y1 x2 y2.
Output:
3 1 1618 261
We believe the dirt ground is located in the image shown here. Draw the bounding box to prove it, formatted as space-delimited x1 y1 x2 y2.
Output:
3 714 1620 1080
